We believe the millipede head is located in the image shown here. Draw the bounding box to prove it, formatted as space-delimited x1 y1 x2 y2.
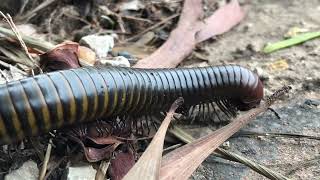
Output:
235 77 264 111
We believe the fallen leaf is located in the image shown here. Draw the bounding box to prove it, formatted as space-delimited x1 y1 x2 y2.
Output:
123 98 184 180
67 133 122 162
196 0 245 43
109 150 136 180
134 0 245 68
84 143 121 162
39 43 80 72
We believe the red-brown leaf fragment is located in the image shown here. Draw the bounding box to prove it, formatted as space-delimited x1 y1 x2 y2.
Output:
84 143 121 162
67 133 122 162
109 150 136 180
39 43 81 72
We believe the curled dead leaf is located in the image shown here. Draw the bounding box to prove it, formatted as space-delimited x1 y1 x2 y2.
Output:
39 43 81 72
67 134 122 162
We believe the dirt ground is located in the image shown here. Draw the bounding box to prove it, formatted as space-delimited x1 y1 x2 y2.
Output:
0 0 319 179
187 0 320 179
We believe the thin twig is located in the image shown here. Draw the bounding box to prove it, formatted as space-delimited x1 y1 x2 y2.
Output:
234 131 320 140
95 161 110 180
120 15 153 23
62 12 92 26
39 139 52 180
17 0 56 22
163 143 182 152
0 59 28 75
18 0 30 15
0 26 55 52
43 146 78 180
0 12 38 67
124 13 180 42
215 148 290 180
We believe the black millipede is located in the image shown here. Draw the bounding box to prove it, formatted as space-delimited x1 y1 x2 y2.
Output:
0 65 263 144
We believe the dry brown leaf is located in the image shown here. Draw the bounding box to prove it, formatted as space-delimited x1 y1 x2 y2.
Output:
196 0 245 43
109 150 136 180
39 43 81 72
68 134 122 162
134 0 245 69
123 98 183 180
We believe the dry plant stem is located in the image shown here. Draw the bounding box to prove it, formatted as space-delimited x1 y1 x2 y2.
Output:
0 59 28 75
0 26 55 52
39 139 52 180
215 148 290 180
159 87 291 180
125 13 180 43
236 131 320 140
44 156 67 180
169 126 290 180
17 0 56 22
123 98 184 180
95 161 110 180
0 12 39 67
134 0 244 69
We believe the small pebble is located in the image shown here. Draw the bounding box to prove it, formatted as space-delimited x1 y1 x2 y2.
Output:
80 34 114 59
5 160 39 180
66 166 97 180
101 56 131 67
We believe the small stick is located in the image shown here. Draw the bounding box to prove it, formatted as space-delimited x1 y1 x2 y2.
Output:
17 0 56 22
95 161 110 180
0 12 37 66
39 139 52 180
124 13 180 43
0 59 27 75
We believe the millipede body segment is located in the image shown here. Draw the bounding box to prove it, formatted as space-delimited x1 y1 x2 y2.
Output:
0 65 263 144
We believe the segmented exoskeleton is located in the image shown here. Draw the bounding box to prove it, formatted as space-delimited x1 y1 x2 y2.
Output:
0 65 263 144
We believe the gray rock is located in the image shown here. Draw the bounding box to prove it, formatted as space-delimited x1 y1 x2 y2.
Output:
66 166 97 180
101 56 131 67
5 160 39 180
80 34 114 59
119 0 145 11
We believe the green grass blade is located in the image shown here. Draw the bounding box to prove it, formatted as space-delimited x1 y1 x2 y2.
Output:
263 31 320 53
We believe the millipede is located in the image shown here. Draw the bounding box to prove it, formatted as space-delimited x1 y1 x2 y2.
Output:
0 65 263 144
